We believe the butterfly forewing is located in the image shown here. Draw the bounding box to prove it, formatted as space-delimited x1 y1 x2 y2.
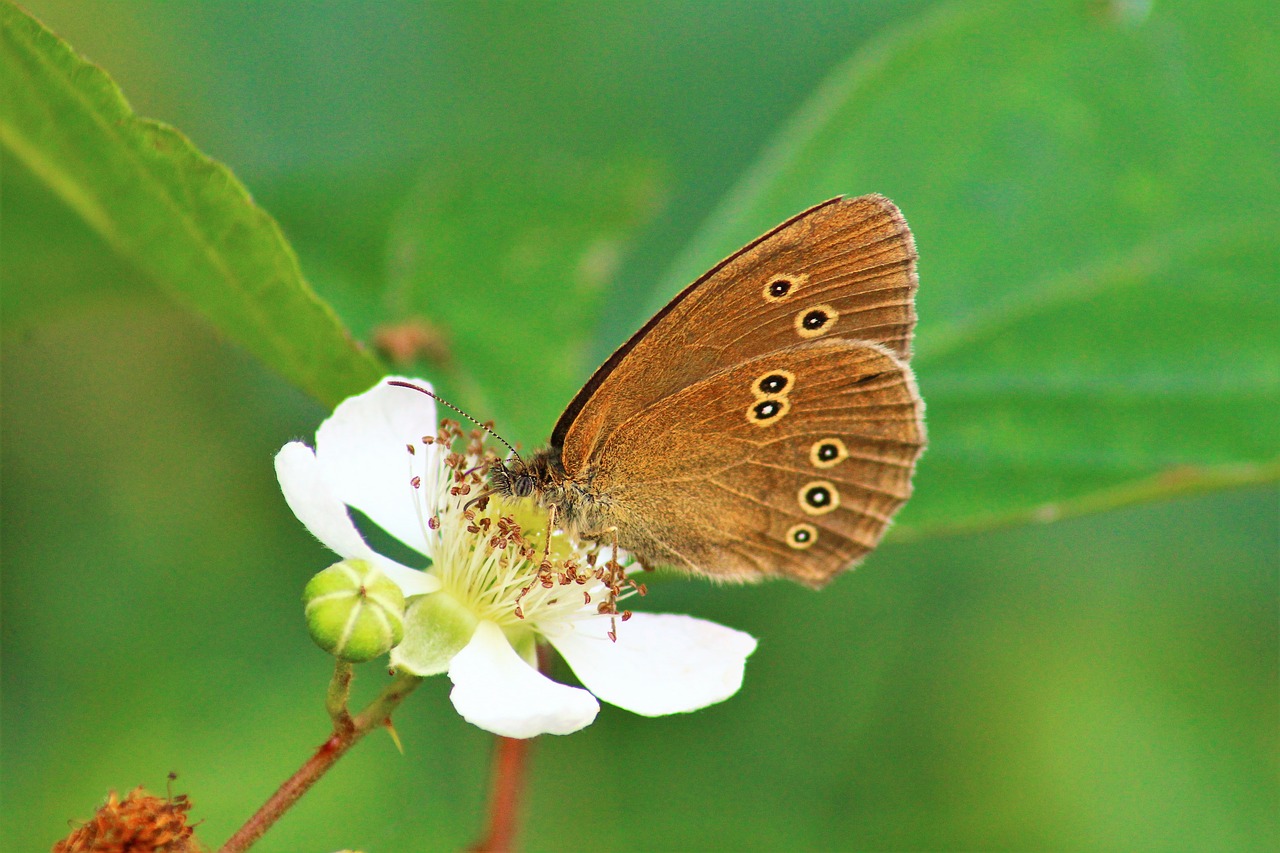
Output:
589 339 924 585
556 194 918 474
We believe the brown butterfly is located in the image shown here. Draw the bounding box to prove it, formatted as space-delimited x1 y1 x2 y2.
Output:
491 195 925 587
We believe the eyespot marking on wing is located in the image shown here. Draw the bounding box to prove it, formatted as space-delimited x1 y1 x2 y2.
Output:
754 369 795 398
810 438 849 469
762 273 808 303
747 397 790 426
786 523 818 550
799 480 840 515
795 304 838 338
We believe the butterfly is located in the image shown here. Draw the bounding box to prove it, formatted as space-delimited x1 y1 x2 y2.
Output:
490 195 925 587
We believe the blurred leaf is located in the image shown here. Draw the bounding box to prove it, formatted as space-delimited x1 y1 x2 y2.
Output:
0 156 146 326
385 153 663 445
659 0 1280 536
0 3 381 407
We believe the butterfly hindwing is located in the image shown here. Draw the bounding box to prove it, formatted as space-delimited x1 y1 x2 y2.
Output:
591 338 924 585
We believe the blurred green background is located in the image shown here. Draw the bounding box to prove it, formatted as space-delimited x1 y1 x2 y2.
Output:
2 1 1276 851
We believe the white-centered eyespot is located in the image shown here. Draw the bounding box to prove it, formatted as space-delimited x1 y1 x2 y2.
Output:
762 273 808 303
746 396 791 427
798 480 840 515
786 522 818 550
753 369 795 398
809 437 849 469
795 303 838 338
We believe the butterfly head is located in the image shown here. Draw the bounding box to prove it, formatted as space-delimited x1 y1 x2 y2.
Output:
489 449 562 501
489 458 536 498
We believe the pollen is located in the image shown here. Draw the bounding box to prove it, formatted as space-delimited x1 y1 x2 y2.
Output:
420 416 644 638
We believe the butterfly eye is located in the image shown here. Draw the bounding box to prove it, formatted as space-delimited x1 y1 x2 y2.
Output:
810 437 849 469
798 480 840 515
786 523 818 550
795 304 839 338
755 370 794 396
747 397 790 426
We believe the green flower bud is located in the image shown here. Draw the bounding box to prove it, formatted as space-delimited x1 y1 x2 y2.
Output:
303 559 405 663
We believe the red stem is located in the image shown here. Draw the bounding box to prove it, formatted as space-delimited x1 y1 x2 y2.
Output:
469 643 550 852
470 736 532 853
218 673 420 853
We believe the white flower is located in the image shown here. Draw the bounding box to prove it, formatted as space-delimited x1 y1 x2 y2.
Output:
276 377 758 739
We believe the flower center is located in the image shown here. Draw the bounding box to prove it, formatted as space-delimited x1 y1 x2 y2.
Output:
411 420 643 638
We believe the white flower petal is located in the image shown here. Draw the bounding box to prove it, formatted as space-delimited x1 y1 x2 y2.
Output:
367 557 440 598
549 613 757 717
275 442 438 597
314 377 438 558
448 621 599 738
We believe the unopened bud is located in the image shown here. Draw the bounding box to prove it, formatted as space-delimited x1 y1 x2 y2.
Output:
303 559 405 663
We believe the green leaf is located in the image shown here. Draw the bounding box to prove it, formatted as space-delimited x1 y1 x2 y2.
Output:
0 3 382 407
384 153 663 446
0 156 146 327
658 0 1280 536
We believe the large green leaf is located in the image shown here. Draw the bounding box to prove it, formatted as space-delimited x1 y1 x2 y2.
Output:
0 3 381 407
658 0 1280 536
384 153 662 446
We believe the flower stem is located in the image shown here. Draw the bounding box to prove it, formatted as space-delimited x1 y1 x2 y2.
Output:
218 670 421 853
469 736 532 853
326 660 354 724
469 644 549 852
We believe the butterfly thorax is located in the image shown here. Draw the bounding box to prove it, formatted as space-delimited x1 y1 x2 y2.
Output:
489 448 614 539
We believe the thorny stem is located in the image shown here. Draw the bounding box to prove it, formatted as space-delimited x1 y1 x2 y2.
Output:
469 644 550 853
218 668 422 853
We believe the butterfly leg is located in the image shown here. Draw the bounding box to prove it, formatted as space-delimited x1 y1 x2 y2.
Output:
539 502 558 571
511 505 559 621
462 488 493 512
602 530 624 642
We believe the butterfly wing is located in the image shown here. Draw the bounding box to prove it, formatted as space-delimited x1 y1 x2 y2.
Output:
589 338 923 586
554 195 917 475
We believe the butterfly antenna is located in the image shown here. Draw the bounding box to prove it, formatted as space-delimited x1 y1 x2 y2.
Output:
387 380 524 464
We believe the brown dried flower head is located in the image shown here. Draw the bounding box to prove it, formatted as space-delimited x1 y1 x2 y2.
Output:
53 786 201 853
